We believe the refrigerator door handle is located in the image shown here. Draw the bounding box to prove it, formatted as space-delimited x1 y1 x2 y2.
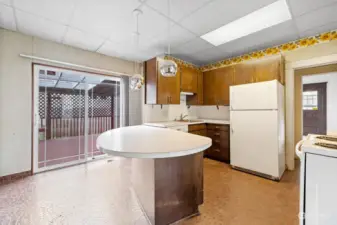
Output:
230 90 234 110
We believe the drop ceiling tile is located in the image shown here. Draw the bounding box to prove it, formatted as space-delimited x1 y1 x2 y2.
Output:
172 55 203 66
97 40 159 62
152 24 196 49
138 4 172 39
63 27 105 51
0 0 11 5
295 3 337 33
70 0 140 38
299 22 337 38
217 21 299 56
16 10 67 43
96 40 123 58
288 0 337 17
0 4 16 30
145 0 211 22
171 37 214 55
190 47 230 64
13 0 78 25
180 0 278 35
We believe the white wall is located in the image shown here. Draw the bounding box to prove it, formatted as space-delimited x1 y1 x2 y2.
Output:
302 72 337 132
142 92 230 123
0 29 139 177
196 106 230 120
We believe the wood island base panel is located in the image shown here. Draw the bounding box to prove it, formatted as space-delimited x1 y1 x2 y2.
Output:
132 152 204 225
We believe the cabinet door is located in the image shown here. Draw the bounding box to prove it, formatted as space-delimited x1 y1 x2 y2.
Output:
181 66 198 93
197 71 204 105
215 66 234 105
157 64 181 104
234 62 255 85
254 57 280 83
186 70 203 105
203 70 216 105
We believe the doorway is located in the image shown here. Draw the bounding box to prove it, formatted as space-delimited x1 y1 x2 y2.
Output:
302 83 327 135
33 64 123 173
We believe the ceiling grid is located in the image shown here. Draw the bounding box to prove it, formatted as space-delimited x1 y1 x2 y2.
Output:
0 0 337 65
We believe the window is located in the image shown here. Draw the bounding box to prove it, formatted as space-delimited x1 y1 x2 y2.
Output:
303 91 318 110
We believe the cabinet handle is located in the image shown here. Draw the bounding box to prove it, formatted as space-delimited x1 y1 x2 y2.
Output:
214 140 220 143
167 96 169 104
214 149 220 152
214 132 220 136
215 126 220 129
170 96 172 103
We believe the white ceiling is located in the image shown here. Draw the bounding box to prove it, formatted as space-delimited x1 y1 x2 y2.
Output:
1 0 337 65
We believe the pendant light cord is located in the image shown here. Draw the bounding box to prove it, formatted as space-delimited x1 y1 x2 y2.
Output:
167 0 170 55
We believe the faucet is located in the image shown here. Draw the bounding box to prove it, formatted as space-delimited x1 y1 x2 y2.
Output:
179 113 188 121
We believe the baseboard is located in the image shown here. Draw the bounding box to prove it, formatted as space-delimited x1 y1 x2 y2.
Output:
231 165 280 181
0 170 32 185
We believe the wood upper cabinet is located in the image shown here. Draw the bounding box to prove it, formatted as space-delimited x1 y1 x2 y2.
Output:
181 66 198 93
215 66 234 105
254 56 284 83
203 66 234 105
186 70 203 105
145 57 180 104
203 70 216 105
233 62 255 85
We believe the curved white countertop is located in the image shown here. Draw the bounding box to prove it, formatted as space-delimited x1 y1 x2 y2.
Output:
96 125 212 159
143 119 230 128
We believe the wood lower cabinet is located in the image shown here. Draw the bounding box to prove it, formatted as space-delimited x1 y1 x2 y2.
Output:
188 123 230 163
145 57 181 104
206 124 230 163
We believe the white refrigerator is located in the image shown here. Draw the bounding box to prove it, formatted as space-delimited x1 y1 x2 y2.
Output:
230 80 285 180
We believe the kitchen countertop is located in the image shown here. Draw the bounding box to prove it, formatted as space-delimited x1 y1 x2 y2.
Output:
96 125 212 158
143 119 230 128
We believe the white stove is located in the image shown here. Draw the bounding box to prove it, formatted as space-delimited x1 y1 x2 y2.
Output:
296 134 337 225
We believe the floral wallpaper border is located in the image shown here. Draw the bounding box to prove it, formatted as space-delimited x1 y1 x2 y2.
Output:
166 29 337 72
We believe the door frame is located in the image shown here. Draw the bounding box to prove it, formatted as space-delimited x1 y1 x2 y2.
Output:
32 64 123 174
286 54 337 170
302 82 327 135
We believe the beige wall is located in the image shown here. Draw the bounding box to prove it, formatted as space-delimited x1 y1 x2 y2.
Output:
283 40 337 170
0 29 139 177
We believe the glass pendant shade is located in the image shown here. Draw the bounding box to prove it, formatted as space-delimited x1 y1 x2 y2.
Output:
129 74 144 91
159 59 177 77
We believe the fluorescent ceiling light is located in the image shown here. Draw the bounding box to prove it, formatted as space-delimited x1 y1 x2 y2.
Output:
200 0 292 46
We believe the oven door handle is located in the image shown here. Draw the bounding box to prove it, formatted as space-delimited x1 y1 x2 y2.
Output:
295 139 305 159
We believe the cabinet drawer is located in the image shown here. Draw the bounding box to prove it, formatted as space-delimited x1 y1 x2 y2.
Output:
206 124 229 131
188 124 206 132
190 129 207 136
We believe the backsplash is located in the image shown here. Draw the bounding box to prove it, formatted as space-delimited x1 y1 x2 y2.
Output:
197 106 230 120
168 95 198 120
142 92 230 122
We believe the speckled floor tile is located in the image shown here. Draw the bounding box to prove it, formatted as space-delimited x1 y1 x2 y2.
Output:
0 158 299 225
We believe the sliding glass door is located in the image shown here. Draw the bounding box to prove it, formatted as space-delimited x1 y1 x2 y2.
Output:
33 65 122 173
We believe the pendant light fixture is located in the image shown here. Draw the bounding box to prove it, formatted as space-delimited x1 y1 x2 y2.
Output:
130 9 144 91
159 0 177 77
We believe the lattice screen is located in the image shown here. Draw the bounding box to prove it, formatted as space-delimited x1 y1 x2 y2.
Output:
39 91 116 119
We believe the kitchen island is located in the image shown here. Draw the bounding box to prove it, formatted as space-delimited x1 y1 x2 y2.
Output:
96 125 212 225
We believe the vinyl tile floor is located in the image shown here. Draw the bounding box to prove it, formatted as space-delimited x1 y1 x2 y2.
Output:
0 158 299 225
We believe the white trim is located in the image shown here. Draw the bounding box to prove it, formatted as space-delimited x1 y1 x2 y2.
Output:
286 53 337 170
20 54 133 77
32 64 122 173
287 54 337 70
